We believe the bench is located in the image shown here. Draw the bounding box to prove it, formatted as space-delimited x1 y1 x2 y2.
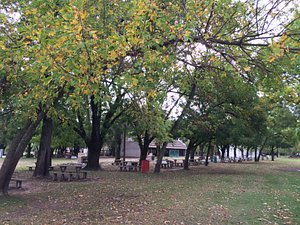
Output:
174 161 184 167
188 160 199 166
10 178 23 188
28 166 54 171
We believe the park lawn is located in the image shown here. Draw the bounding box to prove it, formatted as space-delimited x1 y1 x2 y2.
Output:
0 157 300 224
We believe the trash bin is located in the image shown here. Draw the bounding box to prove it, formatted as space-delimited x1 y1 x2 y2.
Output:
141 160 150 173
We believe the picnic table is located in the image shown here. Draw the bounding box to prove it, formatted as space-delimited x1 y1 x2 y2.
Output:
52 164 87 181
28 165 54 171
10 177 23 188
160 160 174 168
173 159 184 167
119 161 139 172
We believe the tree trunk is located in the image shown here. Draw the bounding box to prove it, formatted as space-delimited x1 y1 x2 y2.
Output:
26 143 32 158
226 145 230 158
184 141 196 170
86 138 102 170
255 147 258 161
271 146 275 161
240 147 244 159
233 145 237 159
34 117 53 178
190 146 196 160
220 145 227 160
114 129 122 160
256 138 267 162
154 142 167 173
246 147 250 158
73 146 80 157
257 149 262 161
184 142 191 170
205 140 212 166
86 96 102 170
138 131 154 162
199 144 205 157
0 112 44 195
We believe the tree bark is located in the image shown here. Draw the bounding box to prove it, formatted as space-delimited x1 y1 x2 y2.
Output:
199 144 205 157
226 145 230 158
233 145 237 159
271 146 275 161
112 129 122 160
34 116 53 178
190 146 197 160
240 147 244 159
86 95 102 170
256 138 267 162
220 145 227 160
154 142 167 173
254 147 258 161
246 147 250 158
73 146 80 157
26 143 32 158
184 141 196 170
205 140 212 166
138 131 154 162
0 111 44 195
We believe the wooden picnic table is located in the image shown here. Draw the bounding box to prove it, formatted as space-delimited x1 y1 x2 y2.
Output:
119 161 139 172
53 164 87 181
161 160 174 168
59 164 82 172
173 159 184 167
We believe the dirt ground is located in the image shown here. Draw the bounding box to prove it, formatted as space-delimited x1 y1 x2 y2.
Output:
1 157 300 225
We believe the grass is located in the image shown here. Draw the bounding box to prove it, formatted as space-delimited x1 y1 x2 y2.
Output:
0 157 300 224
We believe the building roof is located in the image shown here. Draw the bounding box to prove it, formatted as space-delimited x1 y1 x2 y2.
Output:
149 140 187 150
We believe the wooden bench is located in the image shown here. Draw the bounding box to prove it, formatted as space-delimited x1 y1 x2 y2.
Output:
10 178 23 188
28 166 54 171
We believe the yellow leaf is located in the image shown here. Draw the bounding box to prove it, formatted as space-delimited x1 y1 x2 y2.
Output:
269 56 276 63
148 90 156 98
244 67 251 72
56 36 67 46
131 78 138 87
0 41 6 50
210 56 217 62
41 66 47 73
55 54 64 62
79 11 87 20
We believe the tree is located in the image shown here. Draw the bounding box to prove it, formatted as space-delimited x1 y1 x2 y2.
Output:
33 116 53 177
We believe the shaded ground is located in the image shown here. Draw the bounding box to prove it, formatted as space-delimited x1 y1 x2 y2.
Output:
1 157 300 224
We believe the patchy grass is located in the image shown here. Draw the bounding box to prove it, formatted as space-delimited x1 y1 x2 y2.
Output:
0 157 300 224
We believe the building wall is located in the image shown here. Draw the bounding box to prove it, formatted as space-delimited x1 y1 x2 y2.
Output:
123 140 140 158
